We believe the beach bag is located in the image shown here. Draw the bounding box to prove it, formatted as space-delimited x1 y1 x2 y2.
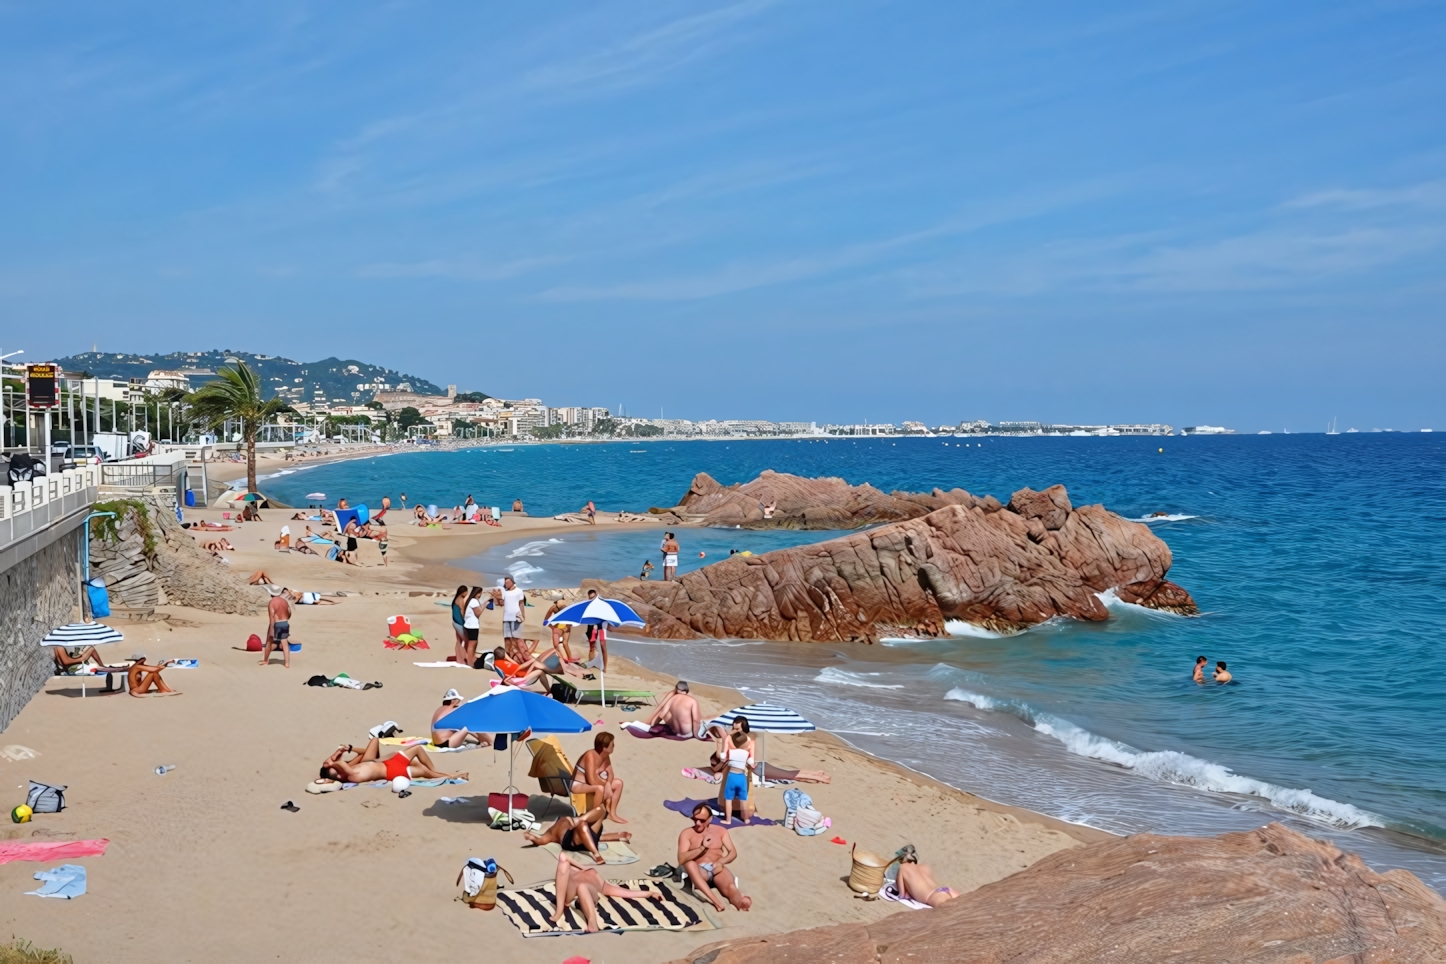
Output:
848 844 892 895
246 633 264 652
485 598 494 610
457 857 513 910
794 805 827 836
26 781 67 814
782 788 811 829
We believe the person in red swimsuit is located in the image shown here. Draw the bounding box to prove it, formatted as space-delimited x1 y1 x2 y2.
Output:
317 737 468 784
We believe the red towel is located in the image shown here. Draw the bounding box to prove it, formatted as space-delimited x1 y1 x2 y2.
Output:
0 838 109 865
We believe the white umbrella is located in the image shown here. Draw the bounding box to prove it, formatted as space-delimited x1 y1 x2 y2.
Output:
40 622 125 647
544 597 645 706
706 703 816 786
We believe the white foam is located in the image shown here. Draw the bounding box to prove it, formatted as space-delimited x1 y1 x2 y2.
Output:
943 687 1384 831
1095 588 1183 618
506 538 563 559
1134 513 1199 523
814 667 904 690
504 561 545 584
943 619 1016 639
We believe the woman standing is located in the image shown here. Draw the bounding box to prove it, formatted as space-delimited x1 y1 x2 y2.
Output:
450 585 469 664
462 586 485 667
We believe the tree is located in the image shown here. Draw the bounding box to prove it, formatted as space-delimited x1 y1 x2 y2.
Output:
396 406 426 431
185 362 289 494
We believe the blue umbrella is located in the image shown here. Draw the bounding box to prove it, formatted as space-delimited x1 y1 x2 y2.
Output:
435 688 592 824
545 597 645 707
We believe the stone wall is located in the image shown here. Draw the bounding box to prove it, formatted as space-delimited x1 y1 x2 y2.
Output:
0 527 81 732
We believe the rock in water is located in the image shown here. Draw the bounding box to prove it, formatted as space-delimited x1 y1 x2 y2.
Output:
603 482 1195 640
671 824 1446 964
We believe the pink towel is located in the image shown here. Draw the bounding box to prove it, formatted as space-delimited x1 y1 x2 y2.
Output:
0 839 109 865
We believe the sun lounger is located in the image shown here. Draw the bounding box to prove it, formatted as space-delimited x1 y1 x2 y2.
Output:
547 674 654 706
526 736 590 816
56 666 129 697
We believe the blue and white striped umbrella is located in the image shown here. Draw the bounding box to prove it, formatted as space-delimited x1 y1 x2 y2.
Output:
544 597 645 627
39 622 125 647
708 703 816 734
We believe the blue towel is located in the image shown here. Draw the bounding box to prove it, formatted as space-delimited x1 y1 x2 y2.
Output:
26 864 86 899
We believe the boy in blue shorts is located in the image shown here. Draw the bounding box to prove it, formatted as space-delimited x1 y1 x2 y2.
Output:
718 730 757 825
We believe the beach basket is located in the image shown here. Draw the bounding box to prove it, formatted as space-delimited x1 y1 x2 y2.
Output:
848 844 893 895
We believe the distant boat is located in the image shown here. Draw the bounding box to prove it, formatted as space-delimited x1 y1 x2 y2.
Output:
1347 428 1358 433
1326 418 1339 435
1258 431 1273 435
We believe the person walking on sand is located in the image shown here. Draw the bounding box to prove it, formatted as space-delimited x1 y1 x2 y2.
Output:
1193 655 1208 684
677 802 751 913
582 500 596 525
661 532 680 581
261 593 293 668
544 598 576 664
501 576 525 649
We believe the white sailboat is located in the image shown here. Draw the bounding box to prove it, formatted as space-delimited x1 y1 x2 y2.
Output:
1327 417 1339 435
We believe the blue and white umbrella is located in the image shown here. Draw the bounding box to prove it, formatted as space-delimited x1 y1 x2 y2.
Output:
544 597 645 705
39 622 125 648
706 703 816 787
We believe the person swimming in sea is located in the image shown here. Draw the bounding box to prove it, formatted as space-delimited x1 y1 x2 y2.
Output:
1213 661 1232 684
1193 655 1208 684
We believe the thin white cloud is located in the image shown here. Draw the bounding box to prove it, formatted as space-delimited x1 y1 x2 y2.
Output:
1282 181 1446 211
355 256 557 281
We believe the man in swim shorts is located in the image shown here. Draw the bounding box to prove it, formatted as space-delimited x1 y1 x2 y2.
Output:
676 802 751 914
261 593 293 668
318 737 467 784
661 532 680 581
1193 655 1208 683
643 681 705 738
1213 661 1232 683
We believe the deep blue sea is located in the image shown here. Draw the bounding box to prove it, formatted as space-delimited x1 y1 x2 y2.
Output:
261 434 1446 888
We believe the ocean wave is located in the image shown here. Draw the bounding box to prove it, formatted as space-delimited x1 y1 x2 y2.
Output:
814 667 905 689
943 619 1018 639
943 687 1384 831
1134 513 1199 523
504 561 545 584
507 538 564 559
1095 588 1184 618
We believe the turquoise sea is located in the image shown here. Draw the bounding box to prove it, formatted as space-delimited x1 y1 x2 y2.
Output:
260 434 1446 889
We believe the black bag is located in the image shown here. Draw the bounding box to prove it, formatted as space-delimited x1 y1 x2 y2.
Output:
305 675 332 687
26 780 67 814
551 681 579 704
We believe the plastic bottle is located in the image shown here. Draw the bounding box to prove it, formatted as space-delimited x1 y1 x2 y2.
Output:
155 765 176 775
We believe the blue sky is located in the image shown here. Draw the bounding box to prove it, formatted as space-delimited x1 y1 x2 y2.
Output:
1 1 1443 431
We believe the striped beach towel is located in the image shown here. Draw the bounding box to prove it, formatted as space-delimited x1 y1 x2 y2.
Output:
496 879 713 937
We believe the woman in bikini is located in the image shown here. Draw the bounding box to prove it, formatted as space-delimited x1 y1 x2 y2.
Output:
317 738 467 784
895 850 960 907
522 804 632 865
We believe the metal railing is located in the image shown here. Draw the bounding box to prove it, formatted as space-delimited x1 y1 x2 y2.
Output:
100 461 183 488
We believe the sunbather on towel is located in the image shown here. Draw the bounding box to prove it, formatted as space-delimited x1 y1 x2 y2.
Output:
490 648 549 693
573 732 627 824
52 646 109 674
318 738 467 784
127 655 180 697
676 802 751 913
896 851 960 908
431 690 490 748
546 854 660 932
643 681 704 739
523 804 632 864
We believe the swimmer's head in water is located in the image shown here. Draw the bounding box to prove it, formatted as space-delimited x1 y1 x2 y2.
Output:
1217 661 1227 669
1196 656 1207 665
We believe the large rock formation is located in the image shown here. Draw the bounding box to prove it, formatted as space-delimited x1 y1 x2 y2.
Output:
661 469 991 529
603 483 1195 639
91 496 267 615
670 824 1446 964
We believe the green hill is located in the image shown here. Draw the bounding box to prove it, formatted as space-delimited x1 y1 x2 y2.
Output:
55 349 450 406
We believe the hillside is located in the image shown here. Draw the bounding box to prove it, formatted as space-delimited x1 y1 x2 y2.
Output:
55 349 447 406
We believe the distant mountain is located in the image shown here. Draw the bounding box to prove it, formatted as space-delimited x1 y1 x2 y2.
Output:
55 350 450 406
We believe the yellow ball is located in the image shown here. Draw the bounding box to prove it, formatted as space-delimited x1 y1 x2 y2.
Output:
11 804 33 824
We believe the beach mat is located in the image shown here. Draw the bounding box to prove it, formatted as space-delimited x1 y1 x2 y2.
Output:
541 840 641 867
496 878 713 937
306 777 467 794
0 839 109 865
664 798 776 827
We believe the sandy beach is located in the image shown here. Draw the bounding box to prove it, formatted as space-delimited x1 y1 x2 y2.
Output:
2 491 1106 962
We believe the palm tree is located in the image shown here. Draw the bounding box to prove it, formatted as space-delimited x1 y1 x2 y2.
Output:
185 362 289 494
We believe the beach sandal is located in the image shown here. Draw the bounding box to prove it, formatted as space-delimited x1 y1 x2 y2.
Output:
280 801 300 812
647 863 676 879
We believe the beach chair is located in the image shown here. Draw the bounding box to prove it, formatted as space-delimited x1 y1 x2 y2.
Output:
547 674 655 707
526 736 590 817
387 615 413 638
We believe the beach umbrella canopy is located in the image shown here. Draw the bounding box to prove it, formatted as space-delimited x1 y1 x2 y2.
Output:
707 703 816 787
435 688 591 824
543 597 645 627
708 703 816 734
40 622 124 647
434 687 592 735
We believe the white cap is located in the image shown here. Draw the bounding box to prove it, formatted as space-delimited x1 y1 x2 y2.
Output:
443 688 462 703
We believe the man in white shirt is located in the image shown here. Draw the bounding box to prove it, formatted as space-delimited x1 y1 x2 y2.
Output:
501 576 525 647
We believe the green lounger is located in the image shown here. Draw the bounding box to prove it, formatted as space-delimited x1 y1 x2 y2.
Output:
549 675 654 705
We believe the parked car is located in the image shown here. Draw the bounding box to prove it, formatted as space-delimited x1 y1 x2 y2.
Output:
69 444 105 464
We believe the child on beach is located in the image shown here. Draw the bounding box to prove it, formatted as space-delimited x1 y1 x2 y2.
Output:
640 559 655 579
718 731 756 824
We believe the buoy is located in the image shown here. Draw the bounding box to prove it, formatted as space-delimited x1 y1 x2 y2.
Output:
11 804 33 824
698 551 706 558
1158 448 1163 453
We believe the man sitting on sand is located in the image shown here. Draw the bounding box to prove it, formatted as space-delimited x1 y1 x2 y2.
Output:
676 802 751 914
546 853 661 933
431 689 490 748
127 655 180 697
318 738 467 784
572 732 626 824
642 681 704 738
523 803 632 865
895 850 960 908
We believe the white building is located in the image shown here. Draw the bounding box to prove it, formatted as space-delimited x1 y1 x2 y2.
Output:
145 370 191 392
